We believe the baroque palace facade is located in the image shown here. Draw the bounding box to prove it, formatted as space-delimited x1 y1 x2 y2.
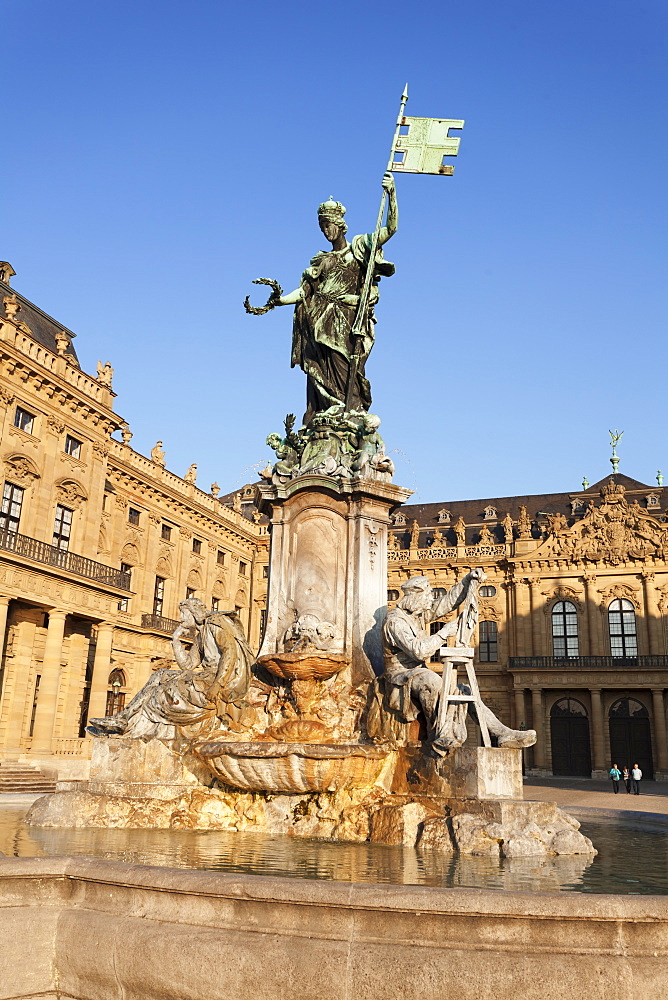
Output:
0 264 268 776
0 264 666 782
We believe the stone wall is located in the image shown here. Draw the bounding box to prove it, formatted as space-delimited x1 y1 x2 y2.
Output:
1 856 667 1000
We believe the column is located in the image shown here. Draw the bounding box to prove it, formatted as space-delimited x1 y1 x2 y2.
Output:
531 688 546 768
514 688 526 730
30 610 68 754
642 573 662 655
589 688 606 773
0 616 40 758
87 623 115 721
651 689 668 774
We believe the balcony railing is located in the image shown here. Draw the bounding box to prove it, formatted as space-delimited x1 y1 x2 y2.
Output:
141 613 180 634
0 528 131 590
509 655 668 670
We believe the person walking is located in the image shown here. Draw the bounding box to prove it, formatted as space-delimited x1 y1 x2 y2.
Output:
631 763 642 795
622 766 631 793
609 764 621 793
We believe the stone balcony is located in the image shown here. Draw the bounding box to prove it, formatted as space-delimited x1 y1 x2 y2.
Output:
509 655 668 670
0 529 131 591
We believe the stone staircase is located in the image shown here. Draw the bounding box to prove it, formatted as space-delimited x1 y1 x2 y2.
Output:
0 762 57 794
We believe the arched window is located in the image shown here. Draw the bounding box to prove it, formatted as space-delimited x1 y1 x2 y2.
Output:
432 588 447 599
608 599 638 658
387 590 399 602
479 621 498 662
479 585 496 598
105 668 126 717
552 601 579 658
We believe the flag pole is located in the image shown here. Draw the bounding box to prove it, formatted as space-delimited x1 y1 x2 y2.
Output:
344 84 409 412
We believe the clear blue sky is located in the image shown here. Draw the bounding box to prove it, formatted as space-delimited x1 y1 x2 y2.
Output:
4 0 667 503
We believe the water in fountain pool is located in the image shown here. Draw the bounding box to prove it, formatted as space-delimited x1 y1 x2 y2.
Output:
1 802 666 895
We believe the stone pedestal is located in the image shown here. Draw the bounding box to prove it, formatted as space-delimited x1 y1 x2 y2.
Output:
257 474 412 685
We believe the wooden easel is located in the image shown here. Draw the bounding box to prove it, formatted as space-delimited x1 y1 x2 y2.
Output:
436 647 491 748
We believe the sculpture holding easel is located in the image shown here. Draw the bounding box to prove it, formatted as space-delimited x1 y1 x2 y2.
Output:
380 572 536 755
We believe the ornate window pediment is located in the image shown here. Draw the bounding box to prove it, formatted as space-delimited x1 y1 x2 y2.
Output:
392 512 407 527
437 509 451 524
3 453 40 489
483 505 497 520
55 479 87 509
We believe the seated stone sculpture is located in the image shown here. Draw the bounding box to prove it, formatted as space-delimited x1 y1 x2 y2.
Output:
88 598 255 739
381 573 537 755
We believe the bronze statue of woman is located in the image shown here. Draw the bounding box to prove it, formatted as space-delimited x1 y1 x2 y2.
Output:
245 173 398 424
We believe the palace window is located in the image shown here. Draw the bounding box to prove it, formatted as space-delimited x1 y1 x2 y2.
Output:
211 597 220 613
118 563 132 612
387 590 400 602
14 406 35 433
52 504 73 551
239 561 247 576
192 538 202 554
153 576 165 616
552 601 579 658
217 549 225 565
0 482 24 534
262 565 269 578
608 598 638 658
480 585 496 598
479 621 498 662
260 609 267 639
161 523 172 541
64 434 82 459
185 587 196 600
128 507 140 525
105 669 126 717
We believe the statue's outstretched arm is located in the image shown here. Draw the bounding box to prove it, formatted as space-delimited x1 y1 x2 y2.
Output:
377 171 398 246
278 286 304 306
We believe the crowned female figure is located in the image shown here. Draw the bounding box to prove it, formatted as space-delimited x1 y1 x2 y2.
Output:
274 173 397 423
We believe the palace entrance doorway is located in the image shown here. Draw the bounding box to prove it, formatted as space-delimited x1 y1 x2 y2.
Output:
550 697 592 776
609 698 654 779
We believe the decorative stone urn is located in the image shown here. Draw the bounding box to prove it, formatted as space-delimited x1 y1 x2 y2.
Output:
256 651 347 681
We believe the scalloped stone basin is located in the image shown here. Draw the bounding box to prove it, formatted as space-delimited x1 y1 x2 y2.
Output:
195 741 388 793
256 651 348 681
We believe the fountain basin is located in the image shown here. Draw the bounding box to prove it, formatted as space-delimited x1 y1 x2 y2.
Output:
256 651 348 681
195 740 387 793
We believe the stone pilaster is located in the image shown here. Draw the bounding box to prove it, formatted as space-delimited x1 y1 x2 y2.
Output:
30 610 68 754
589 688 606 776
583 573 599 656
514 688 526 730
651 688 668 776
530 688 546 769
0 615 40 758
642 572 662 655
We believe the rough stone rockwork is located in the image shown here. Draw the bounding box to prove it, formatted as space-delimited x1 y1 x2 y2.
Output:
27 738 595 857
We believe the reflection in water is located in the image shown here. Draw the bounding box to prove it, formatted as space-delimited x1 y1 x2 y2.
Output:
0 804 665 895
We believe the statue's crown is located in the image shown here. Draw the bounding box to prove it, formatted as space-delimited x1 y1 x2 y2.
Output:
318 197 346 224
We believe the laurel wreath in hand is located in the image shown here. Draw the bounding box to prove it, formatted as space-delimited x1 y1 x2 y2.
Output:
243 277 284 315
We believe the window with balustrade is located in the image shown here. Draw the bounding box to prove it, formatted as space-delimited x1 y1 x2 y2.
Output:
552 601 579 658
608 598 638 658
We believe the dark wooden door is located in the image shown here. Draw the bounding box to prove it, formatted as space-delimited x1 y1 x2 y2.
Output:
609 716 654 779
551 716 592 776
